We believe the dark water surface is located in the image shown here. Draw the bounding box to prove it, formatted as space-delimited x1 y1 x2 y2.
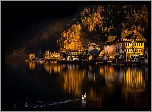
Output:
4 61 149 110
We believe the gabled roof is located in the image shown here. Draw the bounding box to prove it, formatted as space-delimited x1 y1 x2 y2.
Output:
121 31 145 40
107 36 117 42
105 36 117 45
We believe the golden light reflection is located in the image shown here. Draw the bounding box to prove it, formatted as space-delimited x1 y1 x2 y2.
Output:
122 67 147 107
123 67 145 92
44 64 63 74
87 87 103 107
29 62 35 70
99 67 104 75
104 66 116 88
57 65 86 98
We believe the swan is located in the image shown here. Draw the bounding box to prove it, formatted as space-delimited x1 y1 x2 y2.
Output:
82 95 84 100
84 93 86 99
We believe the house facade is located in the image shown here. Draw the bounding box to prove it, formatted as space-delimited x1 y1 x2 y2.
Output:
121 30 146 61
29 53 35 61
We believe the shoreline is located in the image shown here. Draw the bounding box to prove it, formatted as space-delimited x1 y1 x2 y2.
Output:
23 59 148 66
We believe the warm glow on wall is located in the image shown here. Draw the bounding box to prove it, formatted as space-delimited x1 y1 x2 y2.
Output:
104 45 115 55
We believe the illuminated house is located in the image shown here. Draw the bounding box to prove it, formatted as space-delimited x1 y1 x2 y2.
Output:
29 53 35 61
67 50 88 61
44 50 50 59
44 50 60 61
121 30 146 60
87 43 100 60
104 36 117 60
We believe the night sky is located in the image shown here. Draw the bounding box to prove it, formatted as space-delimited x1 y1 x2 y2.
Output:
3 1 78 52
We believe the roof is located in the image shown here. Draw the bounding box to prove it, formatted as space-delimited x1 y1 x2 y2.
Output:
121 31 145 40
105 36 118 45
106 36 117 42
89 49 99 54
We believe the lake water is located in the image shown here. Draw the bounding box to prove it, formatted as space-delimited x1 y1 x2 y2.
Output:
4 61 150 110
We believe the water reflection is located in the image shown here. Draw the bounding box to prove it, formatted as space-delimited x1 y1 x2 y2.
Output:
81 99 86 108
44 64 59 74
121 67 148 108
99 66 125 89
105 66 116 88
43 64 148 108
11 62 148 108
28 62 36 70
123 67 146 92
87 65 97 81
57 64 86 98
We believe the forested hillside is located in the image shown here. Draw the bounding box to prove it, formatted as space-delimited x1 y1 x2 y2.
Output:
5 5 149 60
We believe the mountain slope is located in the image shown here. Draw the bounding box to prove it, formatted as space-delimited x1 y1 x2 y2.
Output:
5 5 149 61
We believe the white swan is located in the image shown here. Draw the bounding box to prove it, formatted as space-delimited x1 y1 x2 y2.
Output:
84 93 86 99
82 95 84 100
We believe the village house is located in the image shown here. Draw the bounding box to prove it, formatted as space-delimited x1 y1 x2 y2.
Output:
29 53 35 61
104 36 117 61
103 30 146 62
121 30 146 61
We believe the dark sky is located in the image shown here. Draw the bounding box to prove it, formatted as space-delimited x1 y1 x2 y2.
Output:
2 1 79 51
2 1 78 33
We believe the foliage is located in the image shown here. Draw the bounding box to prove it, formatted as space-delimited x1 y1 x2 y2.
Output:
7 5 148 57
